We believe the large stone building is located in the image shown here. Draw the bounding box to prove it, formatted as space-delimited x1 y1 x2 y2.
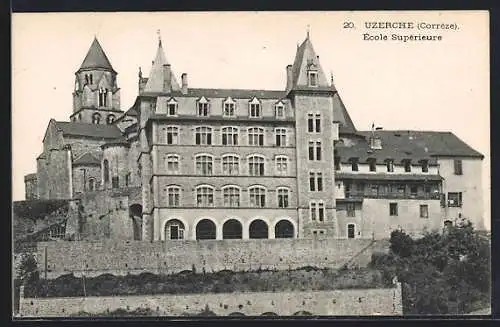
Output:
24 34 485 242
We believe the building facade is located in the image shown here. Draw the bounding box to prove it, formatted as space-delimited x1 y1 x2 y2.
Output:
23 34 485 242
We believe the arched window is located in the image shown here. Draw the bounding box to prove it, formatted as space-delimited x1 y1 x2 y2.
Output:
277 187 289 208
195 154 213 175
165 126 179 145
103 159 110 183
88 178 95 191
347 223 356 239
106 114 115 124
248 155 265 176
275 156 288 175
275 220 294 238
98 87 107 107
92 113 101 124
164 219 185 240
196 219 216 240
249 219 268 239
195 126 212 145
85 74 89 84
248 127 264 146
221 127 239 146
78 113 82 121
165 154 180 174
166 185 181 207
223 219 243 239
222 155 239 175
196 185 214 207
249 185 266 208
89 74 93 84
222 185 240 207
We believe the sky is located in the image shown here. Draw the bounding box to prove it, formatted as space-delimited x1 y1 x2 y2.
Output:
11 11 490 229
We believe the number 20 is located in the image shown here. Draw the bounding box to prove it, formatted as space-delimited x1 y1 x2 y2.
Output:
343 21 354 29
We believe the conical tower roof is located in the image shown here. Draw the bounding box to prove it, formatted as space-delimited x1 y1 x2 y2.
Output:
79 37 115 72
143 37 180 93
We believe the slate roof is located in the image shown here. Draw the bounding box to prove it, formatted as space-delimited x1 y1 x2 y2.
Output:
333 92 358 135
125 107 138 117
337 130 483 163
79 38 115 72
73 153 100 166
55 121 123 139
143 39 180 93
24 173 37 181
335 172 443 182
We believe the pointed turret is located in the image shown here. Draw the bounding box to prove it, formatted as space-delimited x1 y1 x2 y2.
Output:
78 37 115 72
289 33 330 90
143 35 180 93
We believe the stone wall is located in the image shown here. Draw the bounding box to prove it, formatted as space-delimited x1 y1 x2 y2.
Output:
19 284 402 317
35 238 386 279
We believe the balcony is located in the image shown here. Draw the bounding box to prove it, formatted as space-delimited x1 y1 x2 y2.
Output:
344 191 442 201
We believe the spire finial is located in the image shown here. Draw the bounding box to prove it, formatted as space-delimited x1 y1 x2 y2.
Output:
157 29 162 47
307 25 310 39
138 66 142 79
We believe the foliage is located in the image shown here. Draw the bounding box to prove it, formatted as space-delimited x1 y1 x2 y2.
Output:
27 266 387 298
370 219 491 315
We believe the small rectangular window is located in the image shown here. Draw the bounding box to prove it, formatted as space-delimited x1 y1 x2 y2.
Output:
167 104 177 116
351 159 359 172
112 176 119 189
454 159 463 175
369 159 376 172
404 160 411 172
447 192 463 207
421 160 429 173
347 203 356 217
389 203 398 216
420 204 429 218
309 72 318 86
386 160 394 172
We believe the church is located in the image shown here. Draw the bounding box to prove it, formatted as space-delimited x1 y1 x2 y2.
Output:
23 33 485 242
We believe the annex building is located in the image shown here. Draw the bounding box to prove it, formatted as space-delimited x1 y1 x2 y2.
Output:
23 34 485 242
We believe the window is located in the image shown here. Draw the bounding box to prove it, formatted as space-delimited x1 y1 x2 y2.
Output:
389 203 398 216
275 102 286 118
421 160 429 173
88 178 95 191
410 185 418 197
275 156 288 175
223 98 236 117
308 71 318 86
196 186 214 207
307 113 321 133
89 74 93 84
249 98 261 118
222 155 239 175
454 159 463 175
112 176 119 189
248 127 264 146
249 186 266 208
386 160 394 172
248 155 265 176
309 201 325 221
347 203 356 217
309 171 323 191
403 160 411 172
397 184 406 195
195 155 213 175
447 192 463 207
368 159 377 172
165 126 179 145
222 127 239 146
92 113 101 124
195 126 212 145
420 204 429 218
103 159 110 182
347 224 356 239
277 188 289 208
308 141 322 161
222 186 240 207
351 158 359 172
165 154 180 174
165 220 185 240
197 97 210 117
167 98 178 116
125 173 130 187
106 114 115 125
166 186 181 207
275 128 287 147
98 88 108 107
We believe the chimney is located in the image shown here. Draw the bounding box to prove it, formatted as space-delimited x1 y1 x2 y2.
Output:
181 73 188 95
163 64 172 93
285 65 293 92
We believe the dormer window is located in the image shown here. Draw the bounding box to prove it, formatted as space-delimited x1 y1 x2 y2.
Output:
167 98 178 116
421 160 429 173
386 159 394 172
350 158 359 172
249 97 261 118
197 97 210 117
223 97 236 117
308 71 318 87
368 158 376 172
275 101 286 118
403 159 412 172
